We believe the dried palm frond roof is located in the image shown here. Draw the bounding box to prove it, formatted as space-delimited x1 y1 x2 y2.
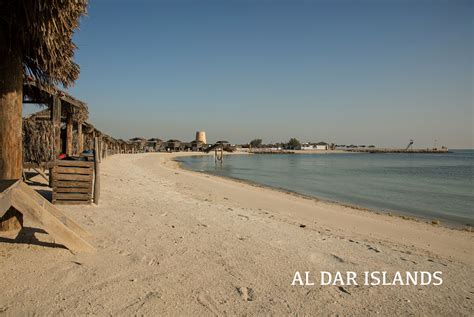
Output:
1 0 88 87
23 78 89 122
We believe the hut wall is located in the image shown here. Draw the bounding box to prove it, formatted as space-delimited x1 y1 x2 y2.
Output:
22 118 54 164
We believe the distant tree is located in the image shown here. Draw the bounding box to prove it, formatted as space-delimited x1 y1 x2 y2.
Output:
368 145 376 148
249 139 263 148
287 138 301 150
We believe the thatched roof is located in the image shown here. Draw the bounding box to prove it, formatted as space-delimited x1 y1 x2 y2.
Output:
23 78 89 122
1 0 88 87
130 137 146 142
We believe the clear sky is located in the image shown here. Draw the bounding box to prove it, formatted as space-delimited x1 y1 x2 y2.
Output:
65 0 472 148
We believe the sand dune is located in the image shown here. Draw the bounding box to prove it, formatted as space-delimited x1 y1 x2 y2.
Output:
0 153 472 315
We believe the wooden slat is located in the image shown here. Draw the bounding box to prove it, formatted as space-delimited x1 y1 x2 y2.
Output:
54 200 92 205
52 173 92 181
55 166 93 175
55 187 91 193
55 160 94 167
54 181 91 188
53 193 91 200
11 188 95 253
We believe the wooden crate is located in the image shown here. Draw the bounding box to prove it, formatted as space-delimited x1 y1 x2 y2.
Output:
52 160 94 205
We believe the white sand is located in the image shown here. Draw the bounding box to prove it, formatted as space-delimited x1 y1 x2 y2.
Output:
0 153 472 315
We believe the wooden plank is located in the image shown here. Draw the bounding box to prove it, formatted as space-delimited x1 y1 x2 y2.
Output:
51 96 61 158
55 166 93 175
52 173 93 181
54 200 92 205
54 181 91 188
55 187 91 193
18 182 91 239
32 168 49 182
11 187 95 253
55 160 94 167
53 193 91 200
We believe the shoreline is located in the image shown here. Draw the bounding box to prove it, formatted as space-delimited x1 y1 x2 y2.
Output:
158 152 472 264
1 153 472 315
173 152 471 230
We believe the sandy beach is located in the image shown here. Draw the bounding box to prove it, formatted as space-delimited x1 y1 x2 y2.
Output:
0 153 472 315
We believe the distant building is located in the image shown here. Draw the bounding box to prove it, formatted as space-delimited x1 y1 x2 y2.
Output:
301 143 314 150
146 138 163 152
166 139 182 152
315 142 329 150
196 131 207 144
190 140 204 151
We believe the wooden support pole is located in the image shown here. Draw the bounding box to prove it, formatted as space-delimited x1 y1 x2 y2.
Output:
49 95 61 188
51 96 62 158
93 137 101 204
77 122 83 155
0 42 23 180
66 112 73 156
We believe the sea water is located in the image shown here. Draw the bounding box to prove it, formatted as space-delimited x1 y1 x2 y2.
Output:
178 150 474 226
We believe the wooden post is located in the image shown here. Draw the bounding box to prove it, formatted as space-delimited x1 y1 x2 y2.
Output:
93 137 101 204
66 112 73 156
51 96 62 158
49 95 61 187
0 45 23 179
0 38 23 232
77 122 83 155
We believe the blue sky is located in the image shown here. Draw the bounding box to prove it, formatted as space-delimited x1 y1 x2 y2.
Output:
61 0 472 147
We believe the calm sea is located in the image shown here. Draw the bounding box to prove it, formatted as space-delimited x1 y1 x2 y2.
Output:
178 150 474 226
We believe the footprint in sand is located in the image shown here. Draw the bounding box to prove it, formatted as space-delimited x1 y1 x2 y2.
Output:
148 258 160 266
238 214 249 221
237 287 255 301
367 245 381 253
197 293 220 315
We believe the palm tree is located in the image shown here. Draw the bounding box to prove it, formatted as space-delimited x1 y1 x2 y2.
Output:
0 0 88 179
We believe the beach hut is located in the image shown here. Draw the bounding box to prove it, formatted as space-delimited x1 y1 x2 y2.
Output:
22 79 89 167
146 138 163 152
166 139 182 152
0 0 95 250
190 140 204 151
129 137 147 153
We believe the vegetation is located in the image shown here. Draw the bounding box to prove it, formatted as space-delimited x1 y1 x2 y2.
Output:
249 139 263 148
286 138 301 150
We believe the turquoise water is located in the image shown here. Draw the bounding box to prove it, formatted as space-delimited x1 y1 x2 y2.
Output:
178 150 474 226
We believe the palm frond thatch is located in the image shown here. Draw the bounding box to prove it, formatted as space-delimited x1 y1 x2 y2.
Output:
1 0 88 87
